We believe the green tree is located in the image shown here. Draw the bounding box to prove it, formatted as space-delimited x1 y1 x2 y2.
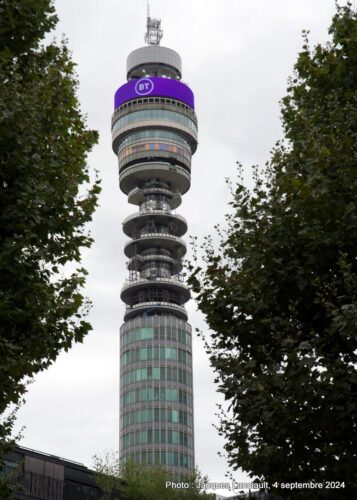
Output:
121 460 214 500
189 3 357 498
121 461 214 500
121 459 175 500
0 0 100 478
92 450 122 499
92 452 213 500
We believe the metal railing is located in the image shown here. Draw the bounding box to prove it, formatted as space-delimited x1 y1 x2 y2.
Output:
122 210 187 226
125 301 187 313
122 276 188 291
126 232 186 244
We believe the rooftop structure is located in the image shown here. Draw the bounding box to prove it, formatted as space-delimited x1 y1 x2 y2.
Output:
144 3 163 46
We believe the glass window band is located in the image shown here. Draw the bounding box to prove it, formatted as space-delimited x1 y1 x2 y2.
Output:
121 429 193 450
112 109 197 134
118 129 191 152
120 324 192 348
121 386 193 407
121 346 191 366
121 365 192 387
121 407 193 428
120 450 194 470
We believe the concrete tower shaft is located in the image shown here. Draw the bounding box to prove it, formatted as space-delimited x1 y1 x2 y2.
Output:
113 42 197 480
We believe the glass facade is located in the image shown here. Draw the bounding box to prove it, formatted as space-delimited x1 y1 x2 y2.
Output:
120 317 191 347
121 346 192 366
119 316 194 474
118 129 191 151
118 142 191 165
122 429 193 449
121 450 194 469
121 385 193 406
121 407 193 427
112 109 197 134
121 365 192 387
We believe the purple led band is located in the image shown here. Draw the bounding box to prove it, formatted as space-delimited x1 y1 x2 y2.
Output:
114 77 195 110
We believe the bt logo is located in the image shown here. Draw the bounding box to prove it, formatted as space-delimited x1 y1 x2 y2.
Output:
135 78 154 96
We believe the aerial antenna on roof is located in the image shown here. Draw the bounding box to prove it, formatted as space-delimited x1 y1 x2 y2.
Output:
144 1 163 45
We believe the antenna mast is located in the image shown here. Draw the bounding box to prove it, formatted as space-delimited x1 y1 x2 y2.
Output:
144 1 163 45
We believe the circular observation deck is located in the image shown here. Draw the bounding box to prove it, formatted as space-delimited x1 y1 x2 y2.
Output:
119 162 191 196
124 233 186 259
118 142 192 173
121 277 190 305
128 187 182 209
127 253 183 274
123 211 187 238
124 302 188 321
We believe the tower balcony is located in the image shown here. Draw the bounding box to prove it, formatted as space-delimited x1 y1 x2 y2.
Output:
124 233 186 259
118 146 191 174
124 301 188 321
128 187 182 209
127 253 183 274
123 210 187 238
119 161 191 195
120 277 190 305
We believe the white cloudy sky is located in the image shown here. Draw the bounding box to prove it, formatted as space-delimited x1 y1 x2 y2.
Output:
13 0 347 495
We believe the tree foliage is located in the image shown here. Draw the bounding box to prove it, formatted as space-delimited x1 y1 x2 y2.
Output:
92 450 122 499
0 0 100 464
121 461 214 500
92 452 213 500
189 3 357 498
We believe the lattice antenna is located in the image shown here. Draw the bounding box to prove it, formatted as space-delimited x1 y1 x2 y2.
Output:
144 1 163 45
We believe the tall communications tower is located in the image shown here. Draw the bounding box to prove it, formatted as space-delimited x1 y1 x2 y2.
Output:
112 14 198 480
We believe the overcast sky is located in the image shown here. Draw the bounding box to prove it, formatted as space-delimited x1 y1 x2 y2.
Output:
13 0 347 496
